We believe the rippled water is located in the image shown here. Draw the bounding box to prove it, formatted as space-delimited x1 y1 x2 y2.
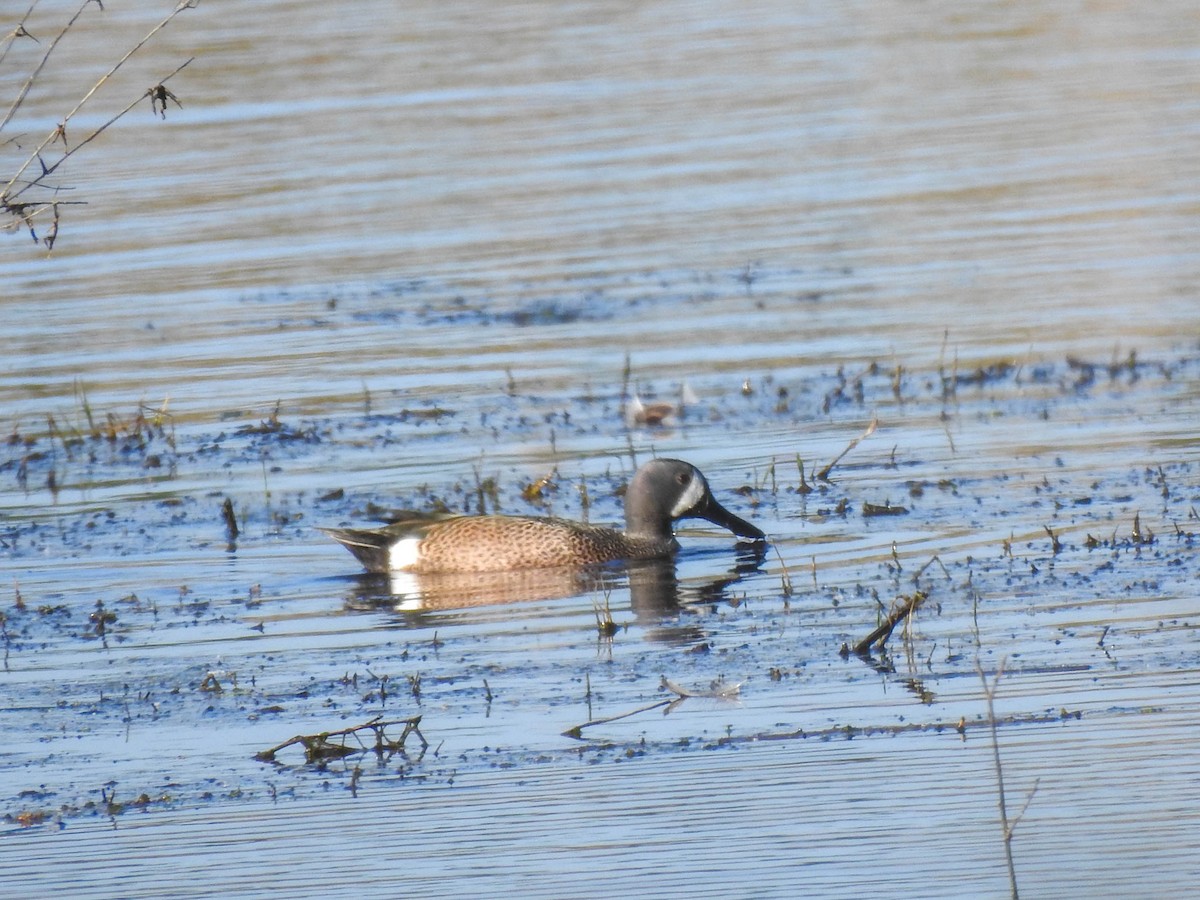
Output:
3 1 1199 897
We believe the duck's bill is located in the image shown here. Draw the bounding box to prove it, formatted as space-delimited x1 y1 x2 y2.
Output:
697 498 766 541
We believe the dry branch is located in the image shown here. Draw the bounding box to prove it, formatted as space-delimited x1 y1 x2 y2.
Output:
978 660 1036 899
255 715 427 764
853 590 927 656
562 677 742 739
817 417 877 481
2 1 198 243
562 696 674 739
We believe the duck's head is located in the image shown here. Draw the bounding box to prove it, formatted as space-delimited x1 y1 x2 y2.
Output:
625 458 766 543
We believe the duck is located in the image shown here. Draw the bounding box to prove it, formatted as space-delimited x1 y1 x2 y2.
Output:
320 457 765 574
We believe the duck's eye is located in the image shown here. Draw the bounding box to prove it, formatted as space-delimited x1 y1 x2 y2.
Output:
676 472 691 486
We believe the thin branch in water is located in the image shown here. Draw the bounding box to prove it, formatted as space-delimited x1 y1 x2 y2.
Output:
1010 777 1041 835
977 659 1034 900
941 417 957 455
817 417 878 481
913 553 951 583
853 590 927 656
562 677 742 739
254 715 427 764
562 696 674 739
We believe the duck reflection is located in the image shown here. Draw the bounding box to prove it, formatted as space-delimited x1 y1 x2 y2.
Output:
342 540 767 645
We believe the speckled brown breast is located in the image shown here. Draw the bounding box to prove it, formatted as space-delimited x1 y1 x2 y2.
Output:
411 515 673 573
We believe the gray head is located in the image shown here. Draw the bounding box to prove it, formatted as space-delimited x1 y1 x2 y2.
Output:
624 458 766 543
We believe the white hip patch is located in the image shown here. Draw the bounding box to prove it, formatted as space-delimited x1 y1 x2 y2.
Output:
388 537 422 571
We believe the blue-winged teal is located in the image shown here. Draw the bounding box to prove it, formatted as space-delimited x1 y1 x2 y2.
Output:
321 458 765 574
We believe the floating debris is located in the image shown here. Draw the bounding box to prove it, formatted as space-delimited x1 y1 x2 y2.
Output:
851 591 928 657
255 715 427 764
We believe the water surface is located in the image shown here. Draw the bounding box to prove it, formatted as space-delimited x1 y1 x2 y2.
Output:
2 1 1199 897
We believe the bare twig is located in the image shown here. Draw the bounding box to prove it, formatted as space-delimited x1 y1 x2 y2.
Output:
1 0 96 134
3 1 199 242
817 417 878 481
853 590 927 656
0 5 42 69
562 696 674 738
913 554 950 582
979 661 1024 899
6 56 195 202
562 678 741 738
254 715 427 764
1010 776 1041 835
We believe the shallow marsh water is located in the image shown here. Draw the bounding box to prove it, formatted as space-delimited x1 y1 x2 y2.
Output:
2 1 1200 897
